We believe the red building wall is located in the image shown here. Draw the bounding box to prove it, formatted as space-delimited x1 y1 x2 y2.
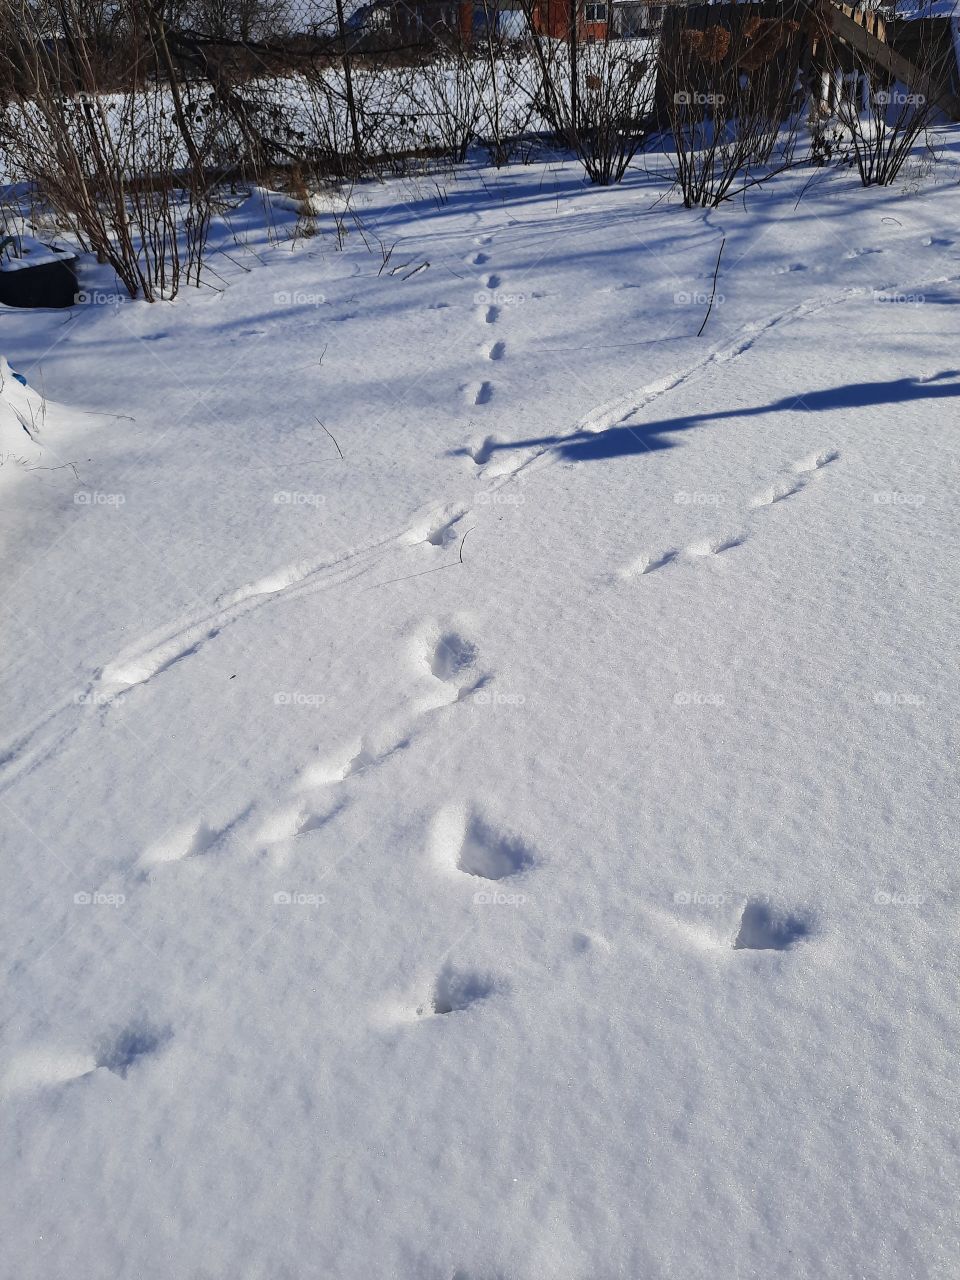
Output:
532 0 609 41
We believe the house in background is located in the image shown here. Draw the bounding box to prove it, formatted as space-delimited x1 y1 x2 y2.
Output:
530 0 610 40
530 0 683 40
347 0 529 43
611 1 674 37
346 0 669 42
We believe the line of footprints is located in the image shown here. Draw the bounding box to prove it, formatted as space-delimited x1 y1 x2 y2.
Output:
135 621 489 876
137 619 540 1023
619 447 839 579
5 614 815 1099
7 356 834 1102
463 233 504 410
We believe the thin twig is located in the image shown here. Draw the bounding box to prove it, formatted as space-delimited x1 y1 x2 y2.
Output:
364 561 462 591
793 166 823 211
25 461 83 482
697 238 725 340
459 527 475 564
315 418 344 460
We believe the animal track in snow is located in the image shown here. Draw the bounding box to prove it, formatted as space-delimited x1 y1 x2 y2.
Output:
427 630 479 684
485 273 501 290
463 380 494 406
482 305 500 325
256 796 347 847
101 626 222 690
138 811 246 872
406 505 468 549
752 451 838 507
465 436 496 466
470 251 490 266
794 447 839 474
82 530 406 707
260 725 411 855
750 476 805 508
1 1048 96 1095
619 549 678 578
95 1022 171 1077
733 899 814 951
271 629 484 832
418 964 498 1016
619 446 840 580
686 531 746 557
431 804 535 880
298 729 410 790
567 291 863 449
619 533 742 579
485 340 506 361
572 930 611 955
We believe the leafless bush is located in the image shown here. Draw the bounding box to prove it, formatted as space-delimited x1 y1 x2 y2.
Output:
175 0 290 43
660 16 806 207
470 8 532 166
0 0 218 298
515 4 656 184
814 12 955 186
405 42 486 164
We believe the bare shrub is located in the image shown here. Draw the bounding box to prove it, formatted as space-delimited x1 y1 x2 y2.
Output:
660 13 806 207
812 9 956 186
0 0 218 298
516 3 656 184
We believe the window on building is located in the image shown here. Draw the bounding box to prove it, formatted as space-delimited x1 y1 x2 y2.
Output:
584 3 607 20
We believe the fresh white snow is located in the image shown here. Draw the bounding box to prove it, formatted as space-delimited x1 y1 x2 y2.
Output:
1 141 959 1279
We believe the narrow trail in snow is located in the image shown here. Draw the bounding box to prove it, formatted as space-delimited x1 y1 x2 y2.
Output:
0 267 935 793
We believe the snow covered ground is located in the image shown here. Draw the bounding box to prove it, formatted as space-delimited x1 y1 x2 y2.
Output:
2 140 959 1278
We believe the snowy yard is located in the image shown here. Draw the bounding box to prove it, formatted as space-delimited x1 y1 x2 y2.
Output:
1 141 959 1278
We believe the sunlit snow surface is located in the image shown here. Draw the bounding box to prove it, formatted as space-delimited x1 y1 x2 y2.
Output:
2 143 959 1278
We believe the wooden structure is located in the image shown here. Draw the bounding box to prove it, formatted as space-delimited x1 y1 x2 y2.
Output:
656 0 960 121
530 0 611 40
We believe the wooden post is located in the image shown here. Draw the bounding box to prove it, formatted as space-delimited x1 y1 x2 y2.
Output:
335 0 363 168
569 0 579 132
